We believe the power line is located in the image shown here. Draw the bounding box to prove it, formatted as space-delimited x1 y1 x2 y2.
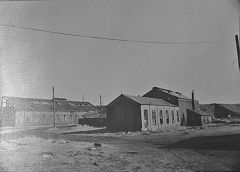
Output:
0 23 231 45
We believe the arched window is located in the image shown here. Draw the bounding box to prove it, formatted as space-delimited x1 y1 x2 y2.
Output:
177 110 179 122
166 110 169 124
63 115 67 122
152 110 156 125
172 110 174 123
159 110 163 124
143 109 148 128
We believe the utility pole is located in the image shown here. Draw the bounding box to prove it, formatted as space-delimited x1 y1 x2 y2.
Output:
235 35 240 70
100 94 102 117
82 94 84 102
52 86 56 128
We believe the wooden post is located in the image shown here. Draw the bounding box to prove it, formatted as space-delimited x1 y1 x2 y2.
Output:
235 35 240 70
52 86 56 128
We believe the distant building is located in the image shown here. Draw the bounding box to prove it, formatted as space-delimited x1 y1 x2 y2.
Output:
107 94 180 132
78 109 106 127
69 101 106 126
0 96 97 127
143 87 200 125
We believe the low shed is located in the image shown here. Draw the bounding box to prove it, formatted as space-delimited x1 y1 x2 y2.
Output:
187 109 213 126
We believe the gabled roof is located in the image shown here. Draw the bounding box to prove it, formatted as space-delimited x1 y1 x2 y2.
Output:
123 94 176 106
187 109 213 116
68 101 96 111
68 101 94 106
2 96 77 112
196 110 213 116
151 87 191 100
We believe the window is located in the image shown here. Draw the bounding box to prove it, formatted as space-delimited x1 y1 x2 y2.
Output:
35 116 39 123
172 110 174 123
2 99 7 107
43 115 47 123
166 110 169 124
152 110 156 125
159 110 163 124
63 115 67 122
26 116 30 123
57 115 61 121
177 111 179 122
144 110 148 120
143 110 148 128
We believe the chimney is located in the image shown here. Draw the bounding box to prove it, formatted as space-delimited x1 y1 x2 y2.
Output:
192 90 195 111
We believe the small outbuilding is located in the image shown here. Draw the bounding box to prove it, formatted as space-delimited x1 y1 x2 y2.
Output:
187 109 213 126
107 94 180 132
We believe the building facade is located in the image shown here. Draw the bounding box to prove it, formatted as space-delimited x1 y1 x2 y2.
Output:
107 94 180 132
1 96 97 127
143 87 200 125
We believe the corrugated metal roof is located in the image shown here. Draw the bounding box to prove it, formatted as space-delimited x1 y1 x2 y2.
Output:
2 96 78 112
152 87 191 100
123 94 175 106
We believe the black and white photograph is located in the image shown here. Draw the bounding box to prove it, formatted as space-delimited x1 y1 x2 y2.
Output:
0 0 240 171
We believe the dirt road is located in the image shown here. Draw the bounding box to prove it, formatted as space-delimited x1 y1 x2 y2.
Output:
0 123 240 171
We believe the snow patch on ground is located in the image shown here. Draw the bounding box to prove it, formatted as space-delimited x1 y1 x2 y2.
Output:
46 125 105 134
0 136 116 172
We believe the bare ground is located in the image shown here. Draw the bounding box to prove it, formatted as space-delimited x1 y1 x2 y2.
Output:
0 122 240 172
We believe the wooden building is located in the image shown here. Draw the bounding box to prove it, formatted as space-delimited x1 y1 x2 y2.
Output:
143 87 200 125
107 94 180 132
1 96 96 127
187 109 213 126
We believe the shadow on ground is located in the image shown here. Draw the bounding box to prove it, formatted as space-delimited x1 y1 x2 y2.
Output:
160 133 240 151
158 133 240 170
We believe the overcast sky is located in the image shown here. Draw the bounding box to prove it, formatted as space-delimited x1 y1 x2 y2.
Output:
0 0 239 105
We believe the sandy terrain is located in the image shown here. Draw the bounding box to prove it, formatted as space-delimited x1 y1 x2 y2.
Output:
0 122 240 172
